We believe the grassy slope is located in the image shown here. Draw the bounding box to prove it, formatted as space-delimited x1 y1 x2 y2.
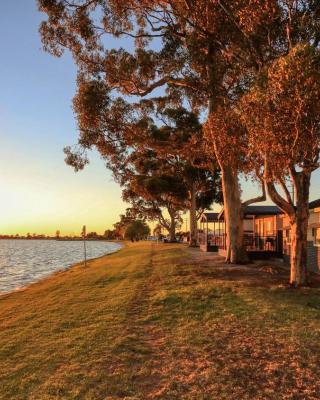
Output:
0 242 320 400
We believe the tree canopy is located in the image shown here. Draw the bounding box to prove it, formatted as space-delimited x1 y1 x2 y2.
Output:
125 220 150 241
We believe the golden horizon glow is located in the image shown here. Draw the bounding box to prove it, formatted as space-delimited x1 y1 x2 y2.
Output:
0 144 128 236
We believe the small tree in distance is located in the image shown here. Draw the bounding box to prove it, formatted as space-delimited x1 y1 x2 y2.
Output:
104 229 115 240
125 220 150 242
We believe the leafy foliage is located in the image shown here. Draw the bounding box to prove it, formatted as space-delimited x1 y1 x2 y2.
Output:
125 220 150 241
241 44 320 181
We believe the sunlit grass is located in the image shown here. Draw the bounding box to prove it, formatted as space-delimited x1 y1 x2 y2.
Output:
0 242 320 399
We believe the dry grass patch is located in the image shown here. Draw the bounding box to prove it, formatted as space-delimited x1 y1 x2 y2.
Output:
0 242 320 399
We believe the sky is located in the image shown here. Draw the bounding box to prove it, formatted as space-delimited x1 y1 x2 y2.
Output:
0 1 319 236
0 1 131 236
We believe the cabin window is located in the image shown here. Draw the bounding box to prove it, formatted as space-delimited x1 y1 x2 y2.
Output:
267 221 272 234
313 228 320 246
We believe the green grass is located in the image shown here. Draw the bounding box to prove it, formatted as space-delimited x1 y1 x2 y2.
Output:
0 242 320 399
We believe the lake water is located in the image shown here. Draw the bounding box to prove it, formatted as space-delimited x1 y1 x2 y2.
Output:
0 240 122 294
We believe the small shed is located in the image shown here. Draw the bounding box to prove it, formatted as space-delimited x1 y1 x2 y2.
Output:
199 212 225 252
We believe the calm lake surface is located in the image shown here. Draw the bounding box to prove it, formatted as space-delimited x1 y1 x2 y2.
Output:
0 240 122 294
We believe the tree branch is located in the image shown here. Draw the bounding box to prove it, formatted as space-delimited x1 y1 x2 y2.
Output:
264 159 295 217
120 76 198 96
242 180 266 208
279 177 294 206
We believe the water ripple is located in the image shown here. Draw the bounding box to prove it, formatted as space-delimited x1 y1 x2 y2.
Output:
0 240 122 294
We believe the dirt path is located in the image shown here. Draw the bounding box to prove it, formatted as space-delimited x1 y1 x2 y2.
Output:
114 244 171 398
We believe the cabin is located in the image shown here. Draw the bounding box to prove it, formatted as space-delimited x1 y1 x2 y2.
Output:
199 205 283 259
200 199 320 271
282 199 320 272
247 205 283 257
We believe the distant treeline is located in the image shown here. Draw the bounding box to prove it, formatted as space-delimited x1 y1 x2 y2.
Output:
0 230 119 241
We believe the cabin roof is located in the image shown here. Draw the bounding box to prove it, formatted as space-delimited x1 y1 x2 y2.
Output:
201 212 219 222
218 205 282 219
244 205 282 216
309 199 320 210
202 200 320 223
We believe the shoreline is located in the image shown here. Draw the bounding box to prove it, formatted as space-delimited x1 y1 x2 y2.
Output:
0 241 124 299
0 238 122 241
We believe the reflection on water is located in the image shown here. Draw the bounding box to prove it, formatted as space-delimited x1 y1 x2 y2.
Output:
0 240 122 294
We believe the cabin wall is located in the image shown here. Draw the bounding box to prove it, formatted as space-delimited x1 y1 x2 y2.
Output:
255 215 283 232
254 215 279 236
243 218 254 232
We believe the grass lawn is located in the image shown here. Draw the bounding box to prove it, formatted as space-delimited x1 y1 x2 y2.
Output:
1 242 320 399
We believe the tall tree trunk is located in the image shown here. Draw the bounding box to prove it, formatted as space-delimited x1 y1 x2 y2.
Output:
266 167 311 287
189 182 198 247
206 52 247 264
289 172 310 287
222 165 248 264
168 211 176 242
290 221 308 287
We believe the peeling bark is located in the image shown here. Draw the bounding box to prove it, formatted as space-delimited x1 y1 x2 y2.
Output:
289 172 310 287
221 166 248 264
290 220 308 287
266 167 311 287
168 210 176 242
189 183 198 247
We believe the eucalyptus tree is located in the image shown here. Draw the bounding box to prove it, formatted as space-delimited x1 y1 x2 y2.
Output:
122 174 186 242
66 79 222 244
121 159 221 244
109 111 220 243
241 44 320 287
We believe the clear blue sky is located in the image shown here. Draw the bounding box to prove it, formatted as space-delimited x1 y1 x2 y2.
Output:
0 1 319 235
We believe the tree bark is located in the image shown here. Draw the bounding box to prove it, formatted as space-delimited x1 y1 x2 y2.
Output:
290 220 308 287
289 172 310 287
189 182 198 247
266 167 311 287
221 165 248 264
208 108 248 263
168 210 176 242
